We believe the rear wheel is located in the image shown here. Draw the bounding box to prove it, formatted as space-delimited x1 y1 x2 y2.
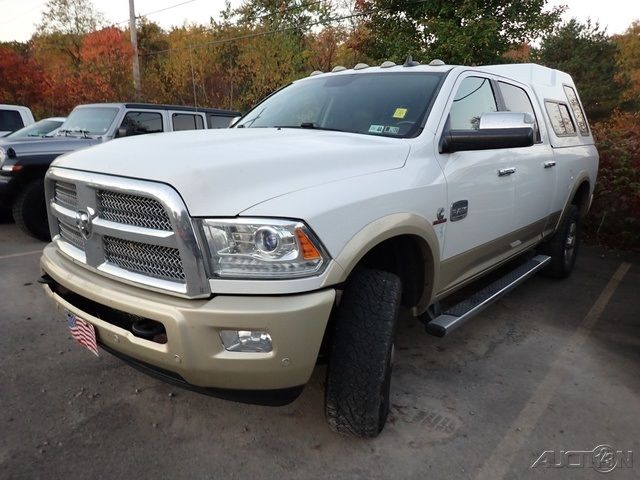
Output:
541 204 580 278
325 268 402 437
12 179 50 241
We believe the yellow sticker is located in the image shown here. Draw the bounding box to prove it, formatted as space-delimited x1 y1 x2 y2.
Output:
393 108 408 119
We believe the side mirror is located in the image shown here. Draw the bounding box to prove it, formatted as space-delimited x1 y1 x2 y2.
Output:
440 112 535 154
116 126 128 138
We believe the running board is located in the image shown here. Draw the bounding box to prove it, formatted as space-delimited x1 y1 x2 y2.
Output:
425 255 551 337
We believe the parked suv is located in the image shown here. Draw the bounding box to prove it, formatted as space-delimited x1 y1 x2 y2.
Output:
40 62 597 437
0 103 240 239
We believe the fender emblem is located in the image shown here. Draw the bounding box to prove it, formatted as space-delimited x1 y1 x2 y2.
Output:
433 207 447 225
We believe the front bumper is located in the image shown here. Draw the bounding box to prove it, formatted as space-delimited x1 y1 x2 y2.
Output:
41 244 335 402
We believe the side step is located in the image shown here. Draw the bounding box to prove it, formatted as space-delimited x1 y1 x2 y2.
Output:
425 255 551 337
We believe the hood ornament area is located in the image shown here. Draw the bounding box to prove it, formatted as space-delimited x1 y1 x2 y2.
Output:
75 207 96 239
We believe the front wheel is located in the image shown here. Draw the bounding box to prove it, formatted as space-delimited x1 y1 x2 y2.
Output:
325 268 402 437
541 204 580 278
12 179 51 241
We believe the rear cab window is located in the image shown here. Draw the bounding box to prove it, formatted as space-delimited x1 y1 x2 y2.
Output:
207 114 233 129
545 101 577 136
172 113 205 131
0 110 24 132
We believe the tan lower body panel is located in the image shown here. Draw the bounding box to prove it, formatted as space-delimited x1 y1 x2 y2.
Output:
41 244 335 390
436 216 554 299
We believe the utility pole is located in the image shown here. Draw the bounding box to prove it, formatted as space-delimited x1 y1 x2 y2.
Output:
129 0 142 101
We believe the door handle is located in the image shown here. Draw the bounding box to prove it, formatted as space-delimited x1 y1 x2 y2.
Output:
544 161 557 168
498 167 516 177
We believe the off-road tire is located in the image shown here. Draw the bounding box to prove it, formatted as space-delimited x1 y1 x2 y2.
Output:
325 268 402 437
541 204 580 279
12 179 50 241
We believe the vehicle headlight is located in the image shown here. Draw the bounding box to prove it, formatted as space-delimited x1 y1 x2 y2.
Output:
200 218 328 279
0 147 6 167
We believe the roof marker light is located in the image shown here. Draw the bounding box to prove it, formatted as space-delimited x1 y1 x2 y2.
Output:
429 59 445 66
353 63 369 70
331 66 347 72
309 70 323 76
380 61 396 68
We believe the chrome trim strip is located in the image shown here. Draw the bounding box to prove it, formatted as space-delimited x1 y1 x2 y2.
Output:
92 218 175 246
45 167 210 298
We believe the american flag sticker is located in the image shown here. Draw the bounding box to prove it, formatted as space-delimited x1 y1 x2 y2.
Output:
66 311 99 357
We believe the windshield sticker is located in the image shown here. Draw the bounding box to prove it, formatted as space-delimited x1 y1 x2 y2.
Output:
368 125 385 133
393 108 408 119
384 126 400 134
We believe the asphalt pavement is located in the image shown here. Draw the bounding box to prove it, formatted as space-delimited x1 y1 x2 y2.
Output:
1 219 638 480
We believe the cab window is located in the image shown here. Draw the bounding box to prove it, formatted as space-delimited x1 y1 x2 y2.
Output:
499 81 541 142
0 110 24 132
449 77 497 130
207 114 233 129
120 111 163 136
172 113 205 131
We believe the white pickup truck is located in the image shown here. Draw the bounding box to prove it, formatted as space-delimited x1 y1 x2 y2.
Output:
40 61 598 437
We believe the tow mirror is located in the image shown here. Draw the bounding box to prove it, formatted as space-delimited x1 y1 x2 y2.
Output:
440 112 535 154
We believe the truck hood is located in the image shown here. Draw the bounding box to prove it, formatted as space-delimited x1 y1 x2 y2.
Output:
54 128 411 216
0 136 100 156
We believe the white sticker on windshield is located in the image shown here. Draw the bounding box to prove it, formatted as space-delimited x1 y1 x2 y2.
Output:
368 125 385 134
384 126 400 134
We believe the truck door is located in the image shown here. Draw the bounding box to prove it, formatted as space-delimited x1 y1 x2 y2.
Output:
435 74 517 292
496 80 556 242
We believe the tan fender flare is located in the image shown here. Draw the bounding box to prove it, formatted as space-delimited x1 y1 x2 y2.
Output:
323 213 441 315
553 171 592 234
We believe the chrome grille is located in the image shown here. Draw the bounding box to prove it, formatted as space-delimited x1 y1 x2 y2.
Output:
54 181 77 211
46 168 209 297
58 220 85 251
97 190 171 230
103 236 185 281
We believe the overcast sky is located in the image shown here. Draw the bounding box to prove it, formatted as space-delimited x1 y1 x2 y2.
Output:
0 0 638 43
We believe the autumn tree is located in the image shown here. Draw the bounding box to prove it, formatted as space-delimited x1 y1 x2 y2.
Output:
354 0 562 65
37 0 104 66
614 20 640 110
0 44 48 114
535 19 627 121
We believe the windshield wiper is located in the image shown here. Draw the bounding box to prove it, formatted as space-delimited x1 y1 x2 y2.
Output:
58 129 91 139
274 123 346 133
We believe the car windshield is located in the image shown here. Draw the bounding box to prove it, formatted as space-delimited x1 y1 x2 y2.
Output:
57 107 119 136
7 119 65 138
236 72 444 138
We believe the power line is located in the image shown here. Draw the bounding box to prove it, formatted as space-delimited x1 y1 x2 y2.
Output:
114 0 198 25
140 0 428 57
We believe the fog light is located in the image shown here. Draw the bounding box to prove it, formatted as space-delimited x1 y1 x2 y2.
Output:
219 330 272 353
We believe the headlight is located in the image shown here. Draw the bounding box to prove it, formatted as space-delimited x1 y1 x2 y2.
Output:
0 147 6 167
200 218 328 279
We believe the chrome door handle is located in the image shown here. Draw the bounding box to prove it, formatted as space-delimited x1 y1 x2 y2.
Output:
498 167 516 177
544 161 557 168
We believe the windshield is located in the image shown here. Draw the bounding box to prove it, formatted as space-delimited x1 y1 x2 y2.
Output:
236 72 444 138
58 107 119 136
7 119 65 138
